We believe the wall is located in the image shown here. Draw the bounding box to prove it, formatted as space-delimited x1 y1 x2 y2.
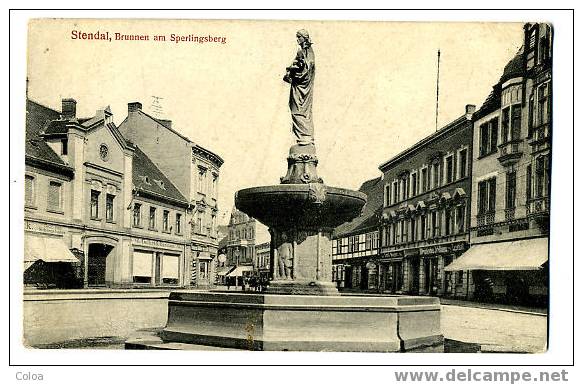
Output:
118 109 192 199
23 289 170 346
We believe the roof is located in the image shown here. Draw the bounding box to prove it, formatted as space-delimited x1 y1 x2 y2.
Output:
132 146 189 206
499 48 524 84
474 48 524 120
378 114 469 171
473 85 501 121
332 176 384 238
25 99 71 170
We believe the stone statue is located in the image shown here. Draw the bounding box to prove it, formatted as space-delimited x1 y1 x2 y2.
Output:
276 231 294 280
284 29 316 146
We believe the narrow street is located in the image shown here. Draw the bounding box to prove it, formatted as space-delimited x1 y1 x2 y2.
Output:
441 304 547 353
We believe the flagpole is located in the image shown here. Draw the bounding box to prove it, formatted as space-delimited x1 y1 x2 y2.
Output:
435 49 441 132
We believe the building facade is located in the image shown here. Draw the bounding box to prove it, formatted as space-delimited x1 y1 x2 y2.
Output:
378 105 475 296
331 177 383 291
447 23 551 305
25 98 191 288
118 102 224 288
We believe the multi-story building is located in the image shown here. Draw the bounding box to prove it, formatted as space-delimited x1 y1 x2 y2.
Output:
331 177 383 291
378 105 475 296
25 98 191 288
446 23 551 305
222 208 271 281
118 102 224 288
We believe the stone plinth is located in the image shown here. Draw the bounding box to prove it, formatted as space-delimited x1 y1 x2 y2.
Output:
125 291 443 352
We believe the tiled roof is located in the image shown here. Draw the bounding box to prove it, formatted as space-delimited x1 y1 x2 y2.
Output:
500 48 524 83
132 146 189 206
25 99 68 167
332 176 384 238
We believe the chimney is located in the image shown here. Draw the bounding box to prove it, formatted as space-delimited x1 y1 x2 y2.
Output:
62 98 77 119
128 102 142 113
465 104 476 119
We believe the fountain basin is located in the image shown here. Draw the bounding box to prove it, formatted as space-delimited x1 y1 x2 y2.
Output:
235 184 367 230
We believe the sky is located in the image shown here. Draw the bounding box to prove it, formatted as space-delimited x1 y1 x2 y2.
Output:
27 19 524 226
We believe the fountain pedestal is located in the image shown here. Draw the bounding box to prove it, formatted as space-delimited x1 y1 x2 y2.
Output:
125 144 444 352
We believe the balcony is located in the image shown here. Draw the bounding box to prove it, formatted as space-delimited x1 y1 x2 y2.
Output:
528 122 551 154
504 207 516 221
477 212 495 227
527 196 550 218
497 139 523 166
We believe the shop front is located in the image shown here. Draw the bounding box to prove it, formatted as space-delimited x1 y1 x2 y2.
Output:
24 220 82 289
444 238 548 305
130 237 187 288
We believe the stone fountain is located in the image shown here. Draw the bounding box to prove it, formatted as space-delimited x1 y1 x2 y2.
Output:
126 30 443 352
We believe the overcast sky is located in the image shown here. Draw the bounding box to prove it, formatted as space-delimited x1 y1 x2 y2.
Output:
27 19 524 226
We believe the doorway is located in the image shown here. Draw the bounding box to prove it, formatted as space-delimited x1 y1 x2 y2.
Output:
87 243 114 286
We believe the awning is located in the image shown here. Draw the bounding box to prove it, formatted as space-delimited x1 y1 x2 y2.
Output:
444 238 548 271
226 265 254 277
24 235 79 269
216 266 235 276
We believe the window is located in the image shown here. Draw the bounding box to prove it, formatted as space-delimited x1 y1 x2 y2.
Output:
401 176 408 201
478 179 497 214
402 219 408 243
48 181 62 211
420 214 426 240
526 165 532 201
458 149 468 179
384 185 390 206
431 211 439 238
90 190 100 218
198 169 206 195
176 213 182 234
488 178 497 213
501 107 510 143
106 194 114 222
538 84 550 126
535 155 550 198
528 95 535 137
411 217 417 242
163 210 169 231
421 168 428 193
479 123 489 157
444 209 452 236
25 175 35 206
197 214 203 234
431 162 440 189
456 205 465 233
489 118 498 153
392 181 398 204
61 139 68 155
506 171 517 209
511 105 521 141
445 156 454 184
392 223 397 245
411 173 418 197
149 207 156 230
133 250 153 284
133 203 142 227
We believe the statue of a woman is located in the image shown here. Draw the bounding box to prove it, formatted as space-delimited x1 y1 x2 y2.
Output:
284 29 315 146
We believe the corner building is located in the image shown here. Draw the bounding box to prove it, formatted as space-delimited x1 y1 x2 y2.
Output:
24 98 191 288
378 105 475 297
446 23 551 305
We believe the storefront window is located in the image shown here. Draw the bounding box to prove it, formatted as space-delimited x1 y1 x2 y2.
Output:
162 254 180 285
133 250 152 283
